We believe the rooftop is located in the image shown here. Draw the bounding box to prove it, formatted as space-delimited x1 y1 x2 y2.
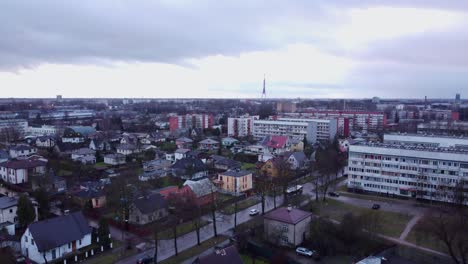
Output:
264 207 312 225
220 169 252 177
353 142 468 155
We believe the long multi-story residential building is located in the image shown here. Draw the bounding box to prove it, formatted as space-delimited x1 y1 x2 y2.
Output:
299 110 387 134
347 134 468 204
417 121 468 135
0 119 28 133
227 115 259 137
169 114 214 131
252 118 337 143
26 125 60 136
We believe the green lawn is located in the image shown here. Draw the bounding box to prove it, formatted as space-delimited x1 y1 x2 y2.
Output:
221 198 259 214
241 254 268 264
307 199 412 238
241 162 256 170
338 191 411 204
405 218 448 254
158 220 210 239
93 162 108 169
160 236 228 264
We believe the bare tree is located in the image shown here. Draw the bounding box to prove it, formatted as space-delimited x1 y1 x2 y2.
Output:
254 171 270 215
419 182 468 264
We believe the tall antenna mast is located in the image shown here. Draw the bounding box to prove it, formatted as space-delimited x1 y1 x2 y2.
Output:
261 74 266 99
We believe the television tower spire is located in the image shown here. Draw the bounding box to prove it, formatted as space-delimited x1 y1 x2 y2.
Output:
261 75 266 99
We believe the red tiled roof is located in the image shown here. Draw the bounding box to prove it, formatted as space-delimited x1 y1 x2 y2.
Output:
265 135 288 149
264 207 311 225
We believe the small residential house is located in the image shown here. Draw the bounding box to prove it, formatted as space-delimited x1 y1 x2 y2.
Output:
71 148 96 165
264 207 312 247
128 193 168 225
0 196 19 227
261 135 289 155
35 136 56 148
174 148 191 161
89 139 110 151
260 157 283 177
9 145 37 159
198 138 220 150
217 170 253 194
172 157 208 180
183 178 217 207
221 137 239 147
62 126 95 143
175 137 193 149
289 138 304 152
143 159 172 172
21 211 92 264
116 144 139 156
0 159 47 184
211 156 241 171
285 152 308 170
73 188 106 209
192 245 243 264
104 153 126 166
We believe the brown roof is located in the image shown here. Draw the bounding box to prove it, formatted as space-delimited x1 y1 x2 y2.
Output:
0 159 47 169
264 207 311 225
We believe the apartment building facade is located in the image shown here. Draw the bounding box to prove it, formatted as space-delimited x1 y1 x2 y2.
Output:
169 114 214 131
299 110 387 134
347 134 468 204
252 118 337 144
227 115 259 137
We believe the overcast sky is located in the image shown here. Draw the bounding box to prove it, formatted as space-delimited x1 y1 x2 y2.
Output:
1 0 467 99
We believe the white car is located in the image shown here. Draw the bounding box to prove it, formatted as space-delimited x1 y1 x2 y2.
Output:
296 247 314 257
249 209 259 216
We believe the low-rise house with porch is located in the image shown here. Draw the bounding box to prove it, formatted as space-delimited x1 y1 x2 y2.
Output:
21 211 92 264
128 193 168 225
198 138 220 150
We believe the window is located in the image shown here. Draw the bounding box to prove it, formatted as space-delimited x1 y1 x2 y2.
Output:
52 249 56 259
68 243 71 249
79 239 82 246
31 239 34 245
25 236 28 243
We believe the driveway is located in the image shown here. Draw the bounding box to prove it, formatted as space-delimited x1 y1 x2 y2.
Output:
115 195 285 264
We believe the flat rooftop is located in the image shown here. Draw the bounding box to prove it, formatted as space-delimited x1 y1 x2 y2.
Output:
353 141 468 155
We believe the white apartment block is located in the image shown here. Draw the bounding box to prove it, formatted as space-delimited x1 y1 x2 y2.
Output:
227 115 259 137
26 125 59 136
347 134 468 204
252 118 337 144
384 133 468 148
0 119 28 135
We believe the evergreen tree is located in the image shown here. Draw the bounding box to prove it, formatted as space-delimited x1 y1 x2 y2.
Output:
97 218 111 247
17 195 36 227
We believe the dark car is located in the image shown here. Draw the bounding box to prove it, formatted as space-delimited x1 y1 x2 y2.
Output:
372 204 381 210
136 257 153 264
328 191 340 197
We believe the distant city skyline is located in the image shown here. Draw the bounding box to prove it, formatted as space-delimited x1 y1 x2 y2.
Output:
1 1 468 99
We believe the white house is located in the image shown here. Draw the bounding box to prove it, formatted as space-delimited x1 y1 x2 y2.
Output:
116 144 139 156
104 153 126 165
0 196 19 226
264 207 312 247
71 148 96 164
21 211 92 264
35 136 56 148
0 159 47 184
174 148 190 161
0 196 38 231
9 145 37 159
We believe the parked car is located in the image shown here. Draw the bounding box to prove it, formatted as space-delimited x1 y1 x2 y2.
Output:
296 247 320 259
328 191 340 197
372 203 381 210
249 209 259 216
136 256 153 264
